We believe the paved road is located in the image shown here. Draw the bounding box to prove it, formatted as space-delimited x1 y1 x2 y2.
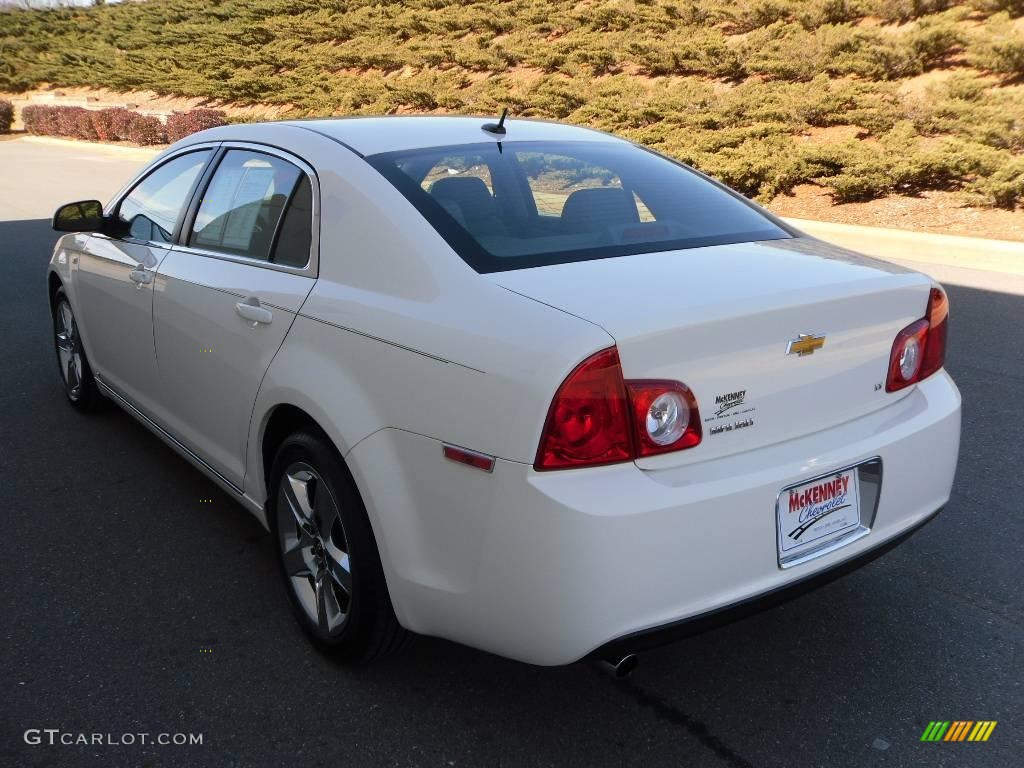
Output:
0 137 156 223
1 139 1021 767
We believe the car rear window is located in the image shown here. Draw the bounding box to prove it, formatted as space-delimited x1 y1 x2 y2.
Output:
366 140 791 273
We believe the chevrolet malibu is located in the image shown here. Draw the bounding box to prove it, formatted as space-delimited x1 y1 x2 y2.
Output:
46 116 961 669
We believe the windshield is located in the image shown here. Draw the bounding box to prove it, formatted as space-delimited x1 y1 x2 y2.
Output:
366 140 791 273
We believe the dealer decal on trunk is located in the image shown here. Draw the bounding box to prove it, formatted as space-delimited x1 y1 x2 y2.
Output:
713 390 747 416
706 388 756 435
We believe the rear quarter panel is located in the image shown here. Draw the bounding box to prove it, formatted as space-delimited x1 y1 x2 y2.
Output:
243 125 612 505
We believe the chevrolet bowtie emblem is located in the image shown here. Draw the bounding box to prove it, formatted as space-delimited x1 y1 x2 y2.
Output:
786 333 826 357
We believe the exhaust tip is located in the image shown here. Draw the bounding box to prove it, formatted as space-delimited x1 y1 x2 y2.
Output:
597 653 639 679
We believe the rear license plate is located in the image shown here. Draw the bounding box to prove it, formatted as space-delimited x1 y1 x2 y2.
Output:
777 468 861 562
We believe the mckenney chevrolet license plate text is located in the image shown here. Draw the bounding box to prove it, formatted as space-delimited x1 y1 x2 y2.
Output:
778 469 862 559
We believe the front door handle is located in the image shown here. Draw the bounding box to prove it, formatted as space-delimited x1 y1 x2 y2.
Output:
129 268 152 288
235 297 273 326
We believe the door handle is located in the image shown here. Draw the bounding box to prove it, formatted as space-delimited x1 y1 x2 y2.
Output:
129 268 152 288
235 297 273 327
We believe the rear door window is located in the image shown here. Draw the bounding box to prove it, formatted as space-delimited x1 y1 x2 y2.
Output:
272 176 313 268
190 150 311 266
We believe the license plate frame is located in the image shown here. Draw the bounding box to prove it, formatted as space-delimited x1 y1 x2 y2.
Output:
776 462 874 568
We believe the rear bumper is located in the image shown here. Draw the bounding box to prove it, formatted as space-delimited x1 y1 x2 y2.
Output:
349 371 961 666
589 504 942 660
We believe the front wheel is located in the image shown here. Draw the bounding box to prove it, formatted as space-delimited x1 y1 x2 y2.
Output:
52 287 103 412
269 429 410 662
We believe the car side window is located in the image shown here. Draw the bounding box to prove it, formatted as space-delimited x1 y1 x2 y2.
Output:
190 150 310 265
272 176 313 268
117 150 212 244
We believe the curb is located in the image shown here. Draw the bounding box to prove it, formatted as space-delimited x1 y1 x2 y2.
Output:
19 135 164 159
785 217 1024 278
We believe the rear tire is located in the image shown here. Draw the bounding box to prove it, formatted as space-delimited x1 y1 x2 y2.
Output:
51 287 104 412
269 429 410 662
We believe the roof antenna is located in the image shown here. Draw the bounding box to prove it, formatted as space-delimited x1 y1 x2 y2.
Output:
481 107 508 137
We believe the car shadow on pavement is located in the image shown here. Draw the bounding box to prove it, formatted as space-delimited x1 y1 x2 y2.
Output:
2 216 1020 768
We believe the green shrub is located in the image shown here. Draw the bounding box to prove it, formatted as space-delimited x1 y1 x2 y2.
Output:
968 156 1024 208
939 72 988 101
741 23 929 81
796 0 863 29
0 100 13 133
226 113 259 125
718 1 795 33
869 0 958 23
905 18 966 68
815 128 1004 202
967 13 1024 75
820 26 925 79
969 0 1024 17
916 82 1024 151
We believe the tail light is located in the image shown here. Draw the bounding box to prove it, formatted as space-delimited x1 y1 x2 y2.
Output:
534 348 633 470
886 286 948 392
627 381 702 457
921 286 948 378
535 348 701 471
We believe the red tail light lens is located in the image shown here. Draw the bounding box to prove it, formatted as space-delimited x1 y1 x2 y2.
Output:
535 348 702 470
921 286 948 380
885 286 948 392
535 348 633 470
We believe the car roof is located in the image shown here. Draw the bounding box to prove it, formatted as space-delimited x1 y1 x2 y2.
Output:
275 116 617 157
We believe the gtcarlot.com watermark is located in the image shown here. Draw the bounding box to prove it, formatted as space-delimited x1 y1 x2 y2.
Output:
25 729 203 747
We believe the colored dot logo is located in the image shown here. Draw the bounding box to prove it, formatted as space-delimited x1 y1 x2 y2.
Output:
920 721 997 742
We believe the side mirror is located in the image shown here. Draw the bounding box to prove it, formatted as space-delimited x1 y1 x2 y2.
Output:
53 200 105 233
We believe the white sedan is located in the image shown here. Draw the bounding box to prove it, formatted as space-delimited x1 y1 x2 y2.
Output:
46 116 961 670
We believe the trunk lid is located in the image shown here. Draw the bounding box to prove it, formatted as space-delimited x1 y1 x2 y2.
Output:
491 237 934 468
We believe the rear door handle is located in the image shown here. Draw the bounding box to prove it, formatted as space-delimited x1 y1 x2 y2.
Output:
129 268 152 288
235 297 273 326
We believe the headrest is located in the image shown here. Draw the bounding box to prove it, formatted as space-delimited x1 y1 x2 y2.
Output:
429 176 495 221
561 187 639 232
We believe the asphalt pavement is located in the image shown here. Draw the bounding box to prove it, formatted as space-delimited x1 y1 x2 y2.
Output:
1 138 1021 767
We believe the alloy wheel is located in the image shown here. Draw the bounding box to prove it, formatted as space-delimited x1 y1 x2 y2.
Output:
55 300 84 400
276 462 353 637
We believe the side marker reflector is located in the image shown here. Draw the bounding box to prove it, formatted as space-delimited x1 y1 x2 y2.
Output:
443 444 495 473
